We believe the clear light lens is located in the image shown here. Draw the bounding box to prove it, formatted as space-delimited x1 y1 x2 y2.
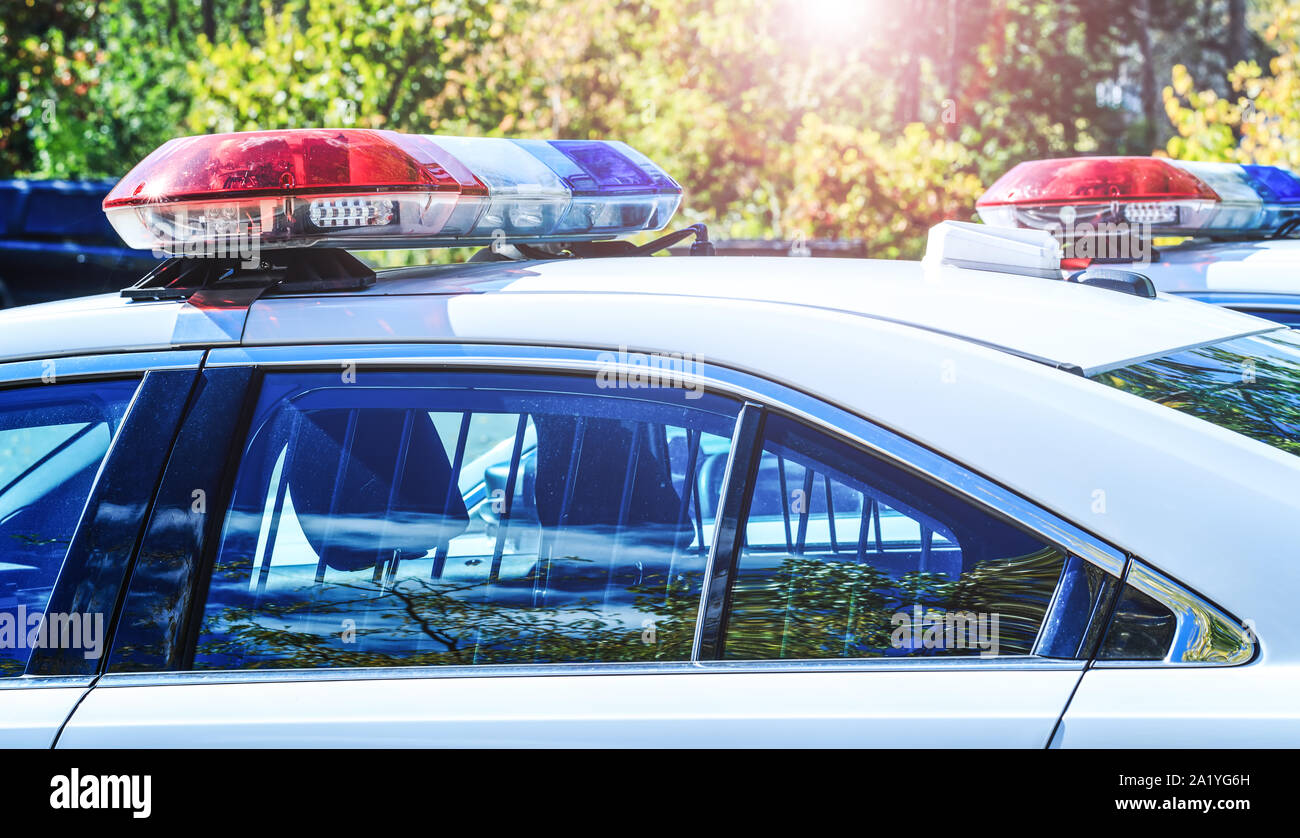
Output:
1166 161 1264 230
308 197 396 228
1122 202 1180 225
427 136 569 239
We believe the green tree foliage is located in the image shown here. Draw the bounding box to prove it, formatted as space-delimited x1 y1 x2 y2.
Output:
186 0 511 134
1 0 255 177
0 0 1283 255
784 119 985 259
1165 0 1300 168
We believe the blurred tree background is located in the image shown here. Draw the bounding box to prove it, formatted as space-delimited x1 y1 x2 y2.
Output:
0 0 1288 257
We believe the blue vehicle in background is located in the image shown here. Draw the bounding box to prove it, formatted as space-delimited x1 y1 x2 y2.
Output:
0 179 160 308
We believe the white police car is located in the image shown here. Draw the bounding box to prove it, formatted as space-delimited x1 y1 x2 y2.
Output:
0 130 1296 748
977 155 1300 325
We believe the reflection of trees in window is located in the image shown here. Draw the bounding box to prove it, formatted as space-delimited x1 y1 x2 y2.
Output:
181 372 743 672
104 538 197 671
192 546 1066 667
193 558 702 669
1093 334 1300 457
724 546 1065 660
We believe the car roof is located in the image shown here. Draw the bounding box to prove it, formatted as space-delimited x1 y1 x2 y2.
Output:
0 255 1274 373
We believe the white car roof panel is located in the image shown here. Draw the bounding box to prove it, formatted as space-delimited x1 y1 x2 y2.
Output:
0 256 1271 370
249 256 1272 374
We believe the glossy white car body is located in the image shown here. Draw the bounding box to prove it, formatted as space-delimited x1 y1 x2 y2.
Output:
1 255 1296 747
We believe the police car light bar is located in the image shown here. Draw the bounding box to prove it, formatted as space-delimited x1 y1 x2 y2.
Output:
975 156 1300 237
102 129 682 252
923 220 1062 279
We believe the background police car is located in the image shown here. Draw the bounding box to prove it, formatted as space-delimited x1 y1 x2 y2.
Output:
977 155 1300 325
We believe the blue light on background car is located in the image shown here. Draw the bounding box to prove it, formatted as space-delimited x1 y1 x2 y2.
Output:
1240 164 1300 204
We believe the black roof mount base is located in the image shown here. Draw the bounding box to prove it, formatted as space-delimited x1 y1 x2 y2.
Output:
554 224 714 258
1066 266 1158 299
120 247 376 303
466 223 715 262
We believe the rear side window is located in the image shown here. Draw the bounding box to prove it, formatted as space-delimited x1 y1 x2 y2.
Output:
722 414 1103 660
196 371 738 669
0 378 136 676
1098 583 1176 660
1096 563 1253 665
1091 327 1300 456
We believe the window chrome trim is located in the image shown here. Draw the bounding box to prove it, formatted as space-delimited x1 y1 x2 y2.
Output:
1095 560 1256 667
207 342 1127 577
0 675 95 690
92 656 1084 688
0 349 205 387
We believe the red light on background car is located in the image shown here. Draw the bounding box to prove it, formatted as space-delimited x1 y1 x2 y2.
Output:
976 157 1220 207
975 156 1233 234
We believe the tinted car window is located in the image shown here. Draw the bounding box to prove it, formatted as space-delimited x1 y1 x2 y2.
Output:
196 371 738 669
0 378 137 675
1091 327 1300 456
723 414 1091 660
1097 582 1176 661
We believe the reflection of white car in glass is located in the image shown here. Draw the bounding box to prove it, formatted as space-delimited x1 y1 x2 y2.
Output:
0 129 1297 749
